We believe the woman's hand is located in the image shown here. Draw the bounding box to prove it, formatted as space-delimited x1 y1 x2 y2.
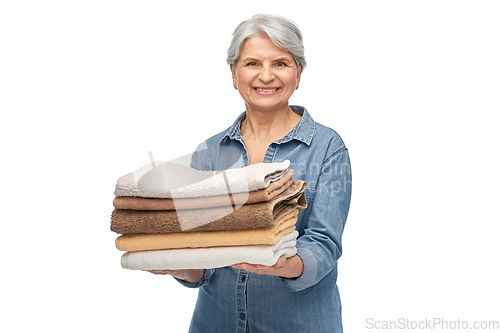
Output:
147 269 204 283
231 255 303 279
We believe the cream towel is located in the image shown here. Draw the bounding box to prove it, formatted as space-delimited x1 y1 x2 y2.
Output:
120 231 298 270
115 210 298 251
113 170 294 210
114 160 290 199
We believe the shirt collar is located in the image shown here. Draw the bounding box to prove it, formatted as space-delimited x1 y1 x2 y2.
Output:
220 105 315 146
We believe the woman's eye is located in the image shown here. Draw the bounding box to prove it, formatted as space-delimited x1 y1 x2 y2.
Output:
276 62 286 67
247 62 257 66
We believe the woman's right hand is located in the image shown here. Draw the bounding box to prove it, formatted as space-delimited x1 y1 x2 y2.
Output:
147 269 204 283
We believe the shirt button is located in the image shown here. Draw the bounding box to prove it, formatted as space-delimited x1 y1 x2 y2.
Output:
241 275 246 282
239 313 246 321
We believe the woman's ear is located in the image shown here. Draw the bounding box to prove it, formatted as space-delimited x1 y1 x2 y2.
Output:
295 64 303 89
230 64 237 89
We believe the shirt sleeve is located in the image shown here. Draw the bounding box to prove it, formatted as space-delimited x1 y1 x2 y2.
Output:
283 149 352 291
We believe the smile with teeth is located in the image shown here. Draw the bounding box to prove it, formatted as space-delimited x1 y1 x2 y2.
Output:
254 87 279 92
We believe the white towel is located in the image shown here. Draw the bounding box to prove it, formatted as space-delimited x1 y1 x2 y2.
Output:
120 231 298 270
114 160 290 199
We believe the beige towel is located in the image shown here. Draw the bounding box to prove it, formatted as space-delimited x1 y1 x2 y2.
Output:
112 170 294 210
110 180 306 234
115 209 298 251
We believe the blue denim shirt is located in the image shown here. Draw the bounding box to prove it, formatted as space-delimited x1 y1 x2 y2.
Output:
177 106 352 333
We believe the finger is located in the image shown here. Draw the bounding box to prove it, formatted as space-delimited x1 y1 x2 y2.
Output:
273 256 286 268
148 269 176 275
147 270 166 275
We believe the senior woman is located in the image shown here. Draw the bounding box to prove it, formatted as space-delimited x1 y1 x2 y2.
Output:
150 14 352 333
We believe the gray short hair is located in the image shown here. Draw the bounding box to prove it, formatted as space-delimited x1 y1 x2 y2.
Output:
227 14 306 70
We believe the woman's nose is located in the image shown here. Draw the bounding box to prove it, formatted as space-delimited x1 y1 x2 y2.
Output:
259 66 275 83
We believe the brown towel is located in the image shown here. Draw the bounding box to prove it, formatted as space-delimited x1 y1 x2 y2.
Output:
112 170 294 210
115 209 298 251
110 180 307 234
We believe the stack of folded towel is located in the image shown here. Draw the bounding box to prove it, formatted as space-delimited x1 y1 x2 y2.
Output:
110 160 307 270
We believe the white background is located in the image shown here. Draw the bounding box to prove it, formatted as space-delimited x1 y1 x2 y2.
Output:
1 1 499 332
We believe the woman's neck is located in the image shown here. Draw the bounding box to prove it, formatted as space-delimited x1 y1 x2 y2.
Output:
241 105 301 142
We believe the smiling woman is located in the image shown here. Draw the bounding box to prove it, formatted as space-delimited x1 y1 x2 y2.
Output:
148 13 352 333
231 35 302 118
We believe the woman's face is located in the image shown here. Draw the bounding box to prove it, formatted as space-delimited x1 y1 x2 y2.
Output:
231 34 302 113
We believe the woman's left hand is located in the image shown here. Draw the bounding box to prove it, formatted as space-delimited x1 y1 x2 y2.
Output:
231 254 303 279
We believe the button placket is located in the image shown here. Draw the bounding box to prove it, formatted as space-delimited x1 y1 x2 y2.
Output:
236 270 249 332
263 144 276 163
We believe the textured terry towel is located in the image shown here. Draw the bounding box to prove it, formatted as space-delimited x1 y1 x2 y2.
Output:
120 231 298 270
114 160 290 199
115 209 298 251
113 170 294 210
111 180 307 233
